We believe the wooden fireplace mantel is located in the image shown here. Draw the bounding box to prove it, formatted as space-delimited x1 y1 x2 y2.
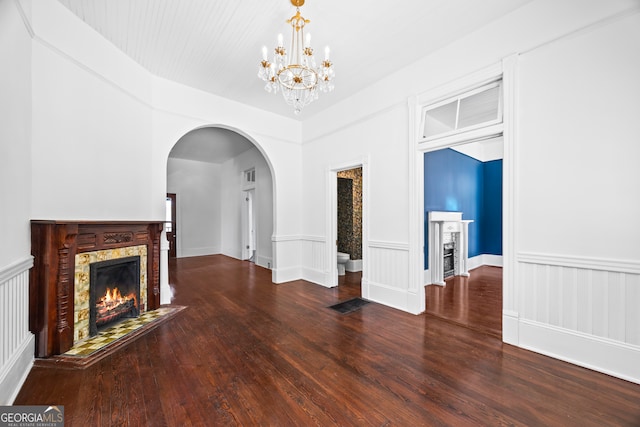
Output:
29 220 163 357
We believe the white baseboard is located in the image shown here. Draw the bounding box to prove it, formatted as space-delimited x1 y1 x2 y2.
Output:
502 311 519 344
302 268 332 288
468 254 503 270
0 335 34 405
256 255 272 269
519 319 640 385
180 246 221 258
365 279 422 315
346 259 362 272
424 254 503 285
272 266 301 284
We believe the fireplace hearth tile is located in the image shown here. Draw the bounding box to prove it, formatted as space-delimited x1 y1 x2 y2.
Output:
34 305 186 369
66 306 179 356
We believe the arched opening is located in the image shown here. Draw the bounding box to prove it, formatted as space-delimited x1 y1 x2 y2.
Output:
165 125 275 271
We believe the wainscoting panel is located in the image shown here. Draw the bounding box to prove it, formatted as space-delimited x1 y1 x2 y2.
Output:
271 236 302 284
517 252 640 383
301 236 326 272
300 236 329 286
0 257 35 404
368 241 410 291
518 253 640 346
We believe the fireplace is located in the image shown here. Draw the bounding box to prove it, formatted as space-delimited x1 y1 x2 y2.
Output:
427 211 473 286
30 221 163 357
89 256 141 336
443 242 455 278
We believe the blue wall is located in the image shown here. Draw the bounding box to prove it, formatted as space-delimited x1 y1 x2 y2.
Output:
424 149 502 269
481 159 503 256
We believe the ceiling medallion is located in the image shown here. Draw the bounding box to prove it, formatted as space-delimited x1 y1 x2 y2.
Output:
257 0 334 115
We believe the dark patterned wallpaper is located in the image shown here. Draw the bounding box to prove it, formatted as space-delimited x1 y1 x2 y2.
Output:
337 167 362 260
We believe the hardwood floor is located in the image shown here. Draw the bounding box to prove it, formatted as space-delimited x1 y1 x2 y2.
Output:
15 255 640 426
426 265 502 338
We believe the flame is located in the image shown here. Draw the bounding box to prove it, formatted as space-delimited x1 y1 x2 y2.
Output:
105 287 122 302
98 287 137 308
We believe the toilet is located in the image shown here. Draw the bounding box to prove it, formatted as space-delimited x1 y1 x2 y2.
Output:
337 252 350 276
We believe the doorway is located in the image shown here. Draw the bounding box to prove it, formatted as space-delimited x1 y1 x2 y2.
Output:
423 138 503 337
166 126 274 270
166 193 177 258
328 160 368 293
242 189 256 262
336 168 363 282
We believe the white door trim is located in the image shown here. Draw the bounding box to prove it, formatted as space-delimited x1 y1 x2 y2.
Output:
326 158 370 292
408 57 518 329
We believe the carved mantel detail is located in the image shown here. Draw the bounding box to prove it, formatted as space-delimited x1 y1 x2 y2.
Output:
103 232 134 244
30 221 163 358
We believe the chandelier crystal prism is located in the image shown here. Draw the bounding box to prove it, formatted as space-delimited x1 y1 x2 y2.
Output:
257 0 334 115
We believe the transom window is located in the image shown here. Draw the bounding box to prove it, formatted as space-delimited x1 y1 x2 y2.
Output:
243 168 256 189
421 80 502 141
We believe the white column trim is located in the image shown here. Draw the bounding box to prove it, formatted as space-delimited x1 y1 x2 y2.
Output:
501 53 520 345
159 229 172 305
407 95 424 309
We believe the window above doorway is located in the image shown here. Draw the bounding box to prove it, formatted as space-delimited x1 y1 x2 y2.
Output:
243 168 256 190
421 80 502 142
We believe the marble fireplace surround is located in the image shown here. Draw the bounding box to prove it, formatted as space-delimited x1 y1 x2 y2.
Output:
428 211 473 286
74 245 147 343
30 221 163 358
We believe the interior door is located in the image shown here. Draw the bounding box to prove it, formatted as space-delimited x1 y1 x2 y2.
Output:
166 193 177 258
242 190 256 261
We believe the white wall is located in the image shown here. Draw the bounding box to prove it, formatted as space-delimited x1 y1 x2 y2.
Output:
301 105 410 306
300 0 640 383
25 0 303 282
30 0 154 220
514 9 640 383
221 147 274 268
0 0 35 404
167 158 222 257
1 0 32 267
517 14 640 261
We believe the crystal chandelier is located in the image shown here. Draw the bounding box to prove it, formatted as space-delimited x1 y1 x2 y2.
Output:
258 0 334 115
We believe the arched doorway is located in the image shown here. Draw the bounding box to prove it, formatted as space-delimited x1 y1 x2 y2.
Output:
165 126 275 269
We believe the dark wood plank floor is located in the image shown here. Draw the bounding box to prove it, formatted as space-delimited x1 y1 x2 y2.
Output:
15 255 640 426
426 265 502 338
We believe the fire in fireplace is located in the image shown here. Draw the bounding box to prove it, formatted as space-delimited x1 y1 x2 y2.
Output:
89 256 141 336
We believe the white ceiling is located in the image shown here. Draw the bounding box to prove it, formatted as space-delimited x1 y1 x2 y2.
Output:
451 137 504 162
56 0 533 120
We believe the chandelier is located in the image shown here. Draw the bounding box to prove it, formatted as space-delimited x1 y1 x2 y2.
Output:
258 0 335 115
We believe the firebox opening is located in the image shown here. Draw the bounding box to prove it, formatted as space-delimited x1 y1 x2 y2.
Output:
443 242 455 279
89 256 141 337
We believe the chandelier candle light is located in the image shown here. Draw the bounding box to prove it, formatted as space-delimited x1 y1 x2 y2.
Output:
258 0 335 114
